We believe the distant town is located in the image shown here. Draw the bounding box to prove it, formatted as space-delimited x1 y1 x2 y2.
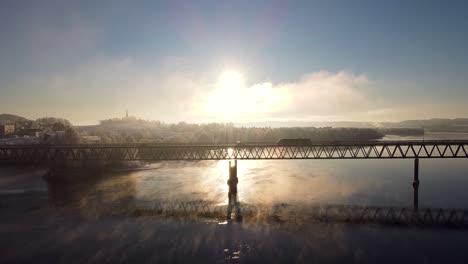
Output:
0 114 80 145
2 112 468 145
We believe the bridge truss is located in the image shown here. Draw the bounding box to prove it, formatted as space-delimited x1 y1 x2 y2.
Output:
2 140 467 211
0 140 468 162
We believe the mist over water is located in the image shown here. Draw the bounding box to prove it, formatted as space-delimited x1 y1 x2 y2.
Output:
129 158 468 209
2 134 468 215
121 133 468 210
1 134 468 263
0 133 468 219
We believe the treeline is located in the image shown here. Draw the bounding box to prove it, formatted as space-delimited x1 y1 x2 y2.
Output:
80 118 384 143
6 115 79 144
9 117 72 130
377 128 424 136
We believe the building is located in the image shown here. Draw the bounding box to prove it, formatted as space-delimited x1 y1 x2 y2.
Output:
0 124 15 137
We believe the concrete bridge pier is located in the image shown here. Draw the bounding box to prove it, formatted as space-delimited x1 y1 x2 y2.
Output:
227 160 241 220
413 158 420 209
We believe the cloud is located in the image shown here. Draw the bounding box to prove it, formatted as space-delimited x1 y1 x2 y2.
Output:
275 71 372 119
190 71 291 121
190 70 374 122
1 58 211 124
4 57 465 125
6 61 382 123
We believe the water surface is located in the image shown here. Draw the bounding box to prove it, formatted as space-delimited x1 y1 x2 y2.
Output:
1 133 467 212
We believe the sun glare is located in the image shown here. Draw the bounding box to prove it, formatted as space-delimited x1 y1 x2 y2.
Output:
217 70 244 92
203 70 246 119
201 69 290 121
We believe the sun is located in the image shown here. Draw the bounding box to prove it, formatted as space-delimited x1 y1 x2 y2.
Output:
203 70 246 119
217 70 244 92
199 69 291 122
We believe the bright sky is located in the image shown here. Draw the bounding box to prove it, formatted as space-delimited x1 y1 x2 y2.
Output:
0 0 467 125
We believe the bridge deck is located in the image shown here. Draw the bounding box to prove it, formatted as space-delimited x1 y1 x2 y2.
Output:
1 140 468 161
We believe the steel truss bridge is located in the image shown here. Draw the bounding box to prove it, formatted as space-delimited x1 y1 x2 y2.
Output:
1 140 467 211
1 140 468 162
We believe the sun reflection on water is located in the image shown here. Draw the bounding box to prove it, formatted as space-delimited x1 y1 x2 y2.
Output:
227 148 234 158
130 159 372 207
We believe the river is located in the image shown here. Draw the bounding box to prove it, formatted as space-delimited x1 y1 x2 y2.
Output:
1 133 468 263
1 132 468 212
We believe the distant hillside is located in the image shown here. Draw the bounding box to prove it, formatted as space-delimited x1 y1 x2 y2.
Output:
382 118 468 133
239 118 468 133
237 121 376 128
395 118 468 127
0 114 29 124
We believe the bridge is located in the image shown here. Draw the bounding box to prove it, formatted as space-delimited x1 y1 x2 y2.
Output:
1 140 467 161
1 140 467 212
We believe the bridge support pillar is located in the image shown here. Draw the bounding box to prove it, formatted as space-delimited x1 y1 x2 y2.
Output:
227 160 241 220
413 158 420 209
